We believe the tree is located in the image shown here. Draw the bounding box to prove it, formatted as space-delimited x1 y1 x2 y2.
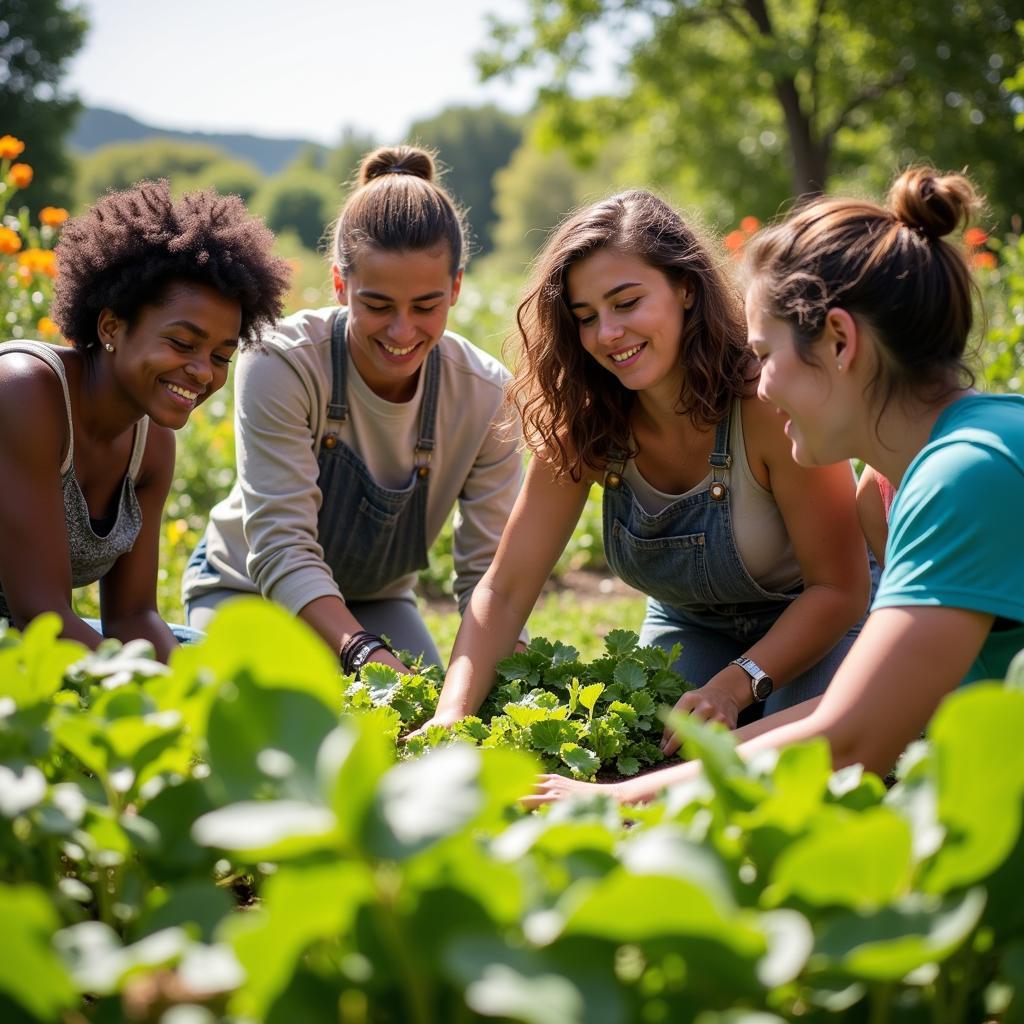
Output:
479 0 1024 224
252 166 340 251
75 139 260 205
0 0 88 209
408 105 524 255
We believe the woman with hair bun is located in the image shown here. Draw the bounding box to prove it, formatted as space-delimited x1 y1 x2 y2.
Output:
184 146 523 673
527 167 1024 807
425 189 873 740
0 180 290 658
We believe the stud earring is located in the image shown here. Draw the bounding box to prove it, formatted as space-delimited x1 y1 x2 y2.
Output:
104 343 114 353
836 362 843 372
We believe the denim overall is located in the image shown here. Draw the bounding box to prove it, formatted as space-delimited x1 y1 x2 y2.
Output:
184 312 443 661
603 408 864 715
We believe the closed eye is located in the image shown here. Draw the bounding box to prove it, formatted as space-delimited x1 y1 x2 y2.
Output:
164 337 193 352
616 297 640 311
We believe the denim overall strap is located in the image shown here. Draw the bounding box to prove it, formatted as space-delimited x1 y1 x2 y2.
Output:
327 309 350 422
314 319 442 600
602 401 797 615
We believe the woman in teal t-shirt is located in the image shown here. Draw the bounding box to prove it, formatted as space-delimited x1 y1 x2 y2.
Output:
526 165 1024 807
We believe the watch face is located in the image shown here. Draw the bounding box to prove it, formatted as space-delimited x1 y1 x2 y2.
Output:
752 675 774 701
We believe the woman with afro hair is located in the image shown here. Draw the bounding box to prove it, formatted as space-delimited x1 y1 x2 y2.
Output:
0 180 289 659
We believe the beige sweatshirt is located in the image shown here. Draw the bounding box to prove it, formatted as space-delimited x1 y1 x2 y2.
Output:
184 306 523 615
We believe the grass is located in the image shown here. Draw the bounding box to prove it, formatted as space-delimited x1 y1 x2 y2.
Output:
422 585 647 664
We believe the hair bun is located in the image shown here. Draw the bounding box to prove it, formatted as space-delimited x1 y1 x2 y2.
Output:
359 145 436 186
887 166 980 240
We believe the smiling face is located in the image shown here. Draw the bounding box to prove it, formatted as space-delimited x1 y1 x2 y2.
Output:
745 279 849 466
98 280 241 429
335 246 461 403
566 248 693 398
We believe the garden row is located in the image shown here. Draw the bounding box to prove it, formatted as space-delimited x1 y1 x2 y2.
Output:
2 599 1024 1023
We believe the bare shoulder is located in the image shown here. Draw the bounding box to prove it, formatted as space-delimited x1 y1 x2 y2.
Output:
738 393 788 473
0 351 73 464
136 420 176 491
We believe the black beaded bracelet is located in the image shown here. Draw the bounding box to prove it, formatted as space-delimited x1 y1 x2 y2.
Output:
340 631 392 676
339 630 374 671
348 636 390 676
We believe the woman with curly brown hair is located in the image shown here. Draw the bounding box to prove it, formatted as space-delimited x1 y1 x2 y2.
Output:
427 190 872 743
528 166 1024 807
0 180 290 659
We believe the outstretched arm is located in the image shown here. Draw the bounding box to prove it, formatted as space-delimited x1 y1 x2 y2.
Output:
429 456 591 725
529 604 991 808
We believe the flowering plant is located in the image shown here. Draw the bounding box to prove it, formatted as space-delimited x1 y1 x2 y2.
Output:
0 135 67 342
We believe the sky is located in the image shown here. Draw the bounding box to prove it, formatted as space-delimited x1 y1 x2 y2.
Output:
64 0 586 145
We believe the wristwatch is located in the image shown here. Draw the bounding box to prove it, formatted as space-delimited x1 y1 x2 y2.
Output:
730 656 774 702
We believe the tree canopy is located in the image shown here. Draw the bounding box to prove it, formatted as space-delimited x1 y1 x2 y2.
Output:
479 0 1024 225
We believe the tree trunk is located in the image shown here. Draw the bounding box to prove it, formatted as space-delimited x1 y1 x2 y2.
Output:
775 78 830 199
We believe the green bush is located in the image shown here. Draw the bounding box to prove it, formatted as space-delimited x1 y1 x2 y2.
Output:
1 602 1023 1022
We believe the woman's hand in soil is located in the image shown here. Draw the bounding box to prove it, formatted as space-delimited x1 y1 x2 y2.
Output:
522 773 621 809
660 669 746 754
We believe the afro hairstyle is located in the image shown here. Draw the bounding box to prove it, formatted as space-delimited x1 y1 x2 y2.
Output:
51 179 290 351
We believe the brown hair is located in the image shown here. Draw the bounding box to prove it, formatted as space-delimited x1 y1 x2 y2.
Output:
509 190 750 480
331 145 467 276
745 167 983 414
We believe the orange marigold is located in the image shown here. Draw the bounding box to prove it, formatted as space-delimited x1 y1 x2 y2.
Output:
8 162 33 189
0 226 22 254
724 229 747 253
740 215 761 235
971 251 997 271
17 248 57 277
0 135 25 160
39 206 69 227
37 316 59 337
963 227 988 248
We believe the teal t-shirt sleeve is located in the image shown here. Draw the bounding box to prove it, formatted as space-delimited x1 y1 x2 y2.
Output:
874 440 1024 624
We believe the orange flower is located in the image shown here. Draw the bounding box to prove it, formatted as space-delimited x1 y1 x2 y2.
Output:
37 316 60 337
724 229 747 253
17 248 57 277
740 215 761 235
0 226 22 254
971 251 997 270
8 162 33 189
39 206 69 227
963 227 988 248
0 135 25 160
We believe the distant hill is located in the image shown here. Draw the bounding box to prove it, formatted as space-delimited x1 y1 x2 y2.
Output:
69 106 324 176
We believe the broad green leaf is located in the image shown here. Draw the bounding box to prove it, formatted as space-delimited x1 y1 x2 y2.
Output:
616 755 640 776
0 884 76 1019
578 683 605 713
557 870 766 994
206 673 338 803
55 922 191 995
497 651 540 682
550 641 581 667
767 807 913 909
316 721 393 849
613 660 646 692
921 685 1024 892
0 613 85 708
604 630 640 657
739 738 831 832
628 691 656 718
812 887 986 981
368 744 483 859
559 743 600 777
0 762 46 817
134 880 234 943
530 718 574 755
466 963 585 1024
191 800 338 861
223 860 374 1021
168 598 341 711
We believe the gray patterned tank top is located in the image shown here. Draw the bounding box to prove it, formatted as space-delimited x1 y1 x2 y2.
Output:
0 342 148 622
